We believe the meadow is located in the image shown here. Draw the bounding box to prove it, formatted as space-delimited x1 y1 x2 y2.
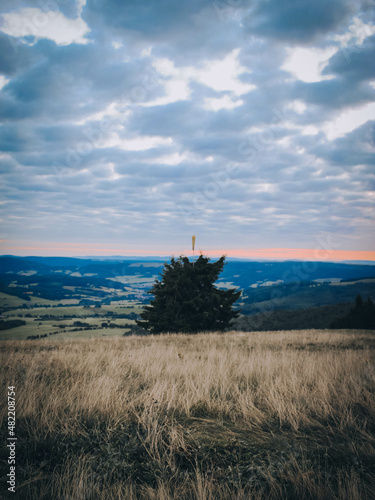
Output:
0 292 143 340
1 329 374 499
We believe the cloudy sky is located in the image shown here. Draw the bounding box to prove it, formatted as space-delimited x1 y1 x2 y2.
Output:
0 0 374 260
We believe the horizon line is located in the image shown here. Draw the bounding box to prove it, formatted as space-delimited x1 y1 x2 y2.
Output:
0 247 374 262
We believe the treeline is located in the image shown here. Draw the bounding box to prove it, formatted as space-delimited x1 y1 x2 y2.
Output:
0 282 30 301
34 312 137 321
239 280 375 314
233 295 375 332
0 319 26 331
330 295 375 329
232 303 351 332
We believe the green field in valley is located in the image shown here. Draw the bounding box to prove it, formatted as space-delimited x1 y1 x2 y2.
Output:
0 292 142 340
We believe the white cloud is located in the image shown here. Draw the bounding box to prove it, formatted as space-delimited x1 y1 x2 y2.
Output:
153 58 176 76
251 183 278 194
276 136 291 146
333 17 375 47
204 95 244 111
142 79 191 107
141 46 153 58
108 163 121 180
112 41 123 50
189 49 256 96
287 100 307 114
75 101 131 125
323 102 375 140
76 0 87 16
301 125 320 136
0 8 90 45
101 134 173 151
147 49 255 107
282 46 338 83
148 150 217 166
0 76 10 90
149 152 188 165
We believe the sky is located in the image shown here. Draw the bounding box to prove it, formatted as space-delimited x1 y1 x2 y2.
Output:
0 0 374 260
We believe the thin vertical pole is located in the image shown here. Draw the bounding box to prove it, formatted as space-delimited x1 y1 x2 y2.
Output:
192 235 196 266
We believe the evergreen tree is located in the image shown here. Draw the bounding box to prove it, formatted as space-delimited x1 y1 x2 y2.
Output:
330 294 375 329
355 293 364 308
137 255 241 333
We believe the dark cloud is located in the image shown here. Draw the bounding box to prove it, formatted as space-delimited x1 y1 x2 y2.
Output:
244 0 353 42
323 35 375 82
308 120 375 168
0 33 40 76
84 0 217 38
292 78 375 110
0 38 168 121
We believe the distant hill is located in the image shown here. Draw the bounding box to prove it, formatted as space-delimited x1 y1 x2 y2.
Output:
341 260 375 265
24 256 97 268
0 256 164 278
0 256 49 274
1 256 375 312
219 260 375 290
2 256 375 284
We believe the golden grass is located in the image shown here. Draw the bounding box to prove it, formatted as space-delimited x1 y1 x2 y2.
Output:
1 329 374 499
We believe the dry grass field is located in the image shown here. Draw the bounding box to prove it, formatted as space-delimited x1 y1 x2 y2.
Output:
1 329 375 499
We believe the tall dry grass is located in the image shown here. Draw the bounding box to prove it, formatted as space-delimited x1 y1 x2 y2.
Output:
1 329 375 499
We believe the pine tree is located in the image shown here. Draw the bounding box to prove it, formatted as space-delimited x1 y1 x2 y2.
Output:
355 293 364 308
330 293 375 329
137 255 241 333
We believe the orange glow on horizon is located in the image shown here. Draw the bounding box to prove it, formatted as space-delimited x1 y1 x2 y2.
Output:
209 248 375 262
0 242 374 262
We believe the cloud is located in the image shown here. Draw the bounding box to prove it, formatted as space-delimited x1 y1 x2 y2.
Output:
281 46 338 82
203 95 244 112
101 135 173 151
322 102 375 139
143 49 255 108
324 34 375 82
0 32 42 76
0 7 90 45
0 0 374 255
83 0 231 43
332 16 375 48
244 0 353 42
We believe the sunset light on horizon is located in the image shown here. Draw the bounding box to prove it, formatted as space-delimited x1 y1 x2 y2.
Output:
1 240 374 263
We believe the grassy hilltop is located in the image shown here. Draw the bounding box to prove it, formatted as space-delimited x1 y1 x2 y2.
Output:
1 330 374 499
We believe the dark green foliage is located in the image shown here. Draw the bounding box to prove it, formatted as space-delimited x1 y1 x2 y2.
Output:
356 293 364 308
0 319 26 330
239 280 375 314
330 294 375 329
0 281 31 301
137 255 241 333
233 303 353 332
